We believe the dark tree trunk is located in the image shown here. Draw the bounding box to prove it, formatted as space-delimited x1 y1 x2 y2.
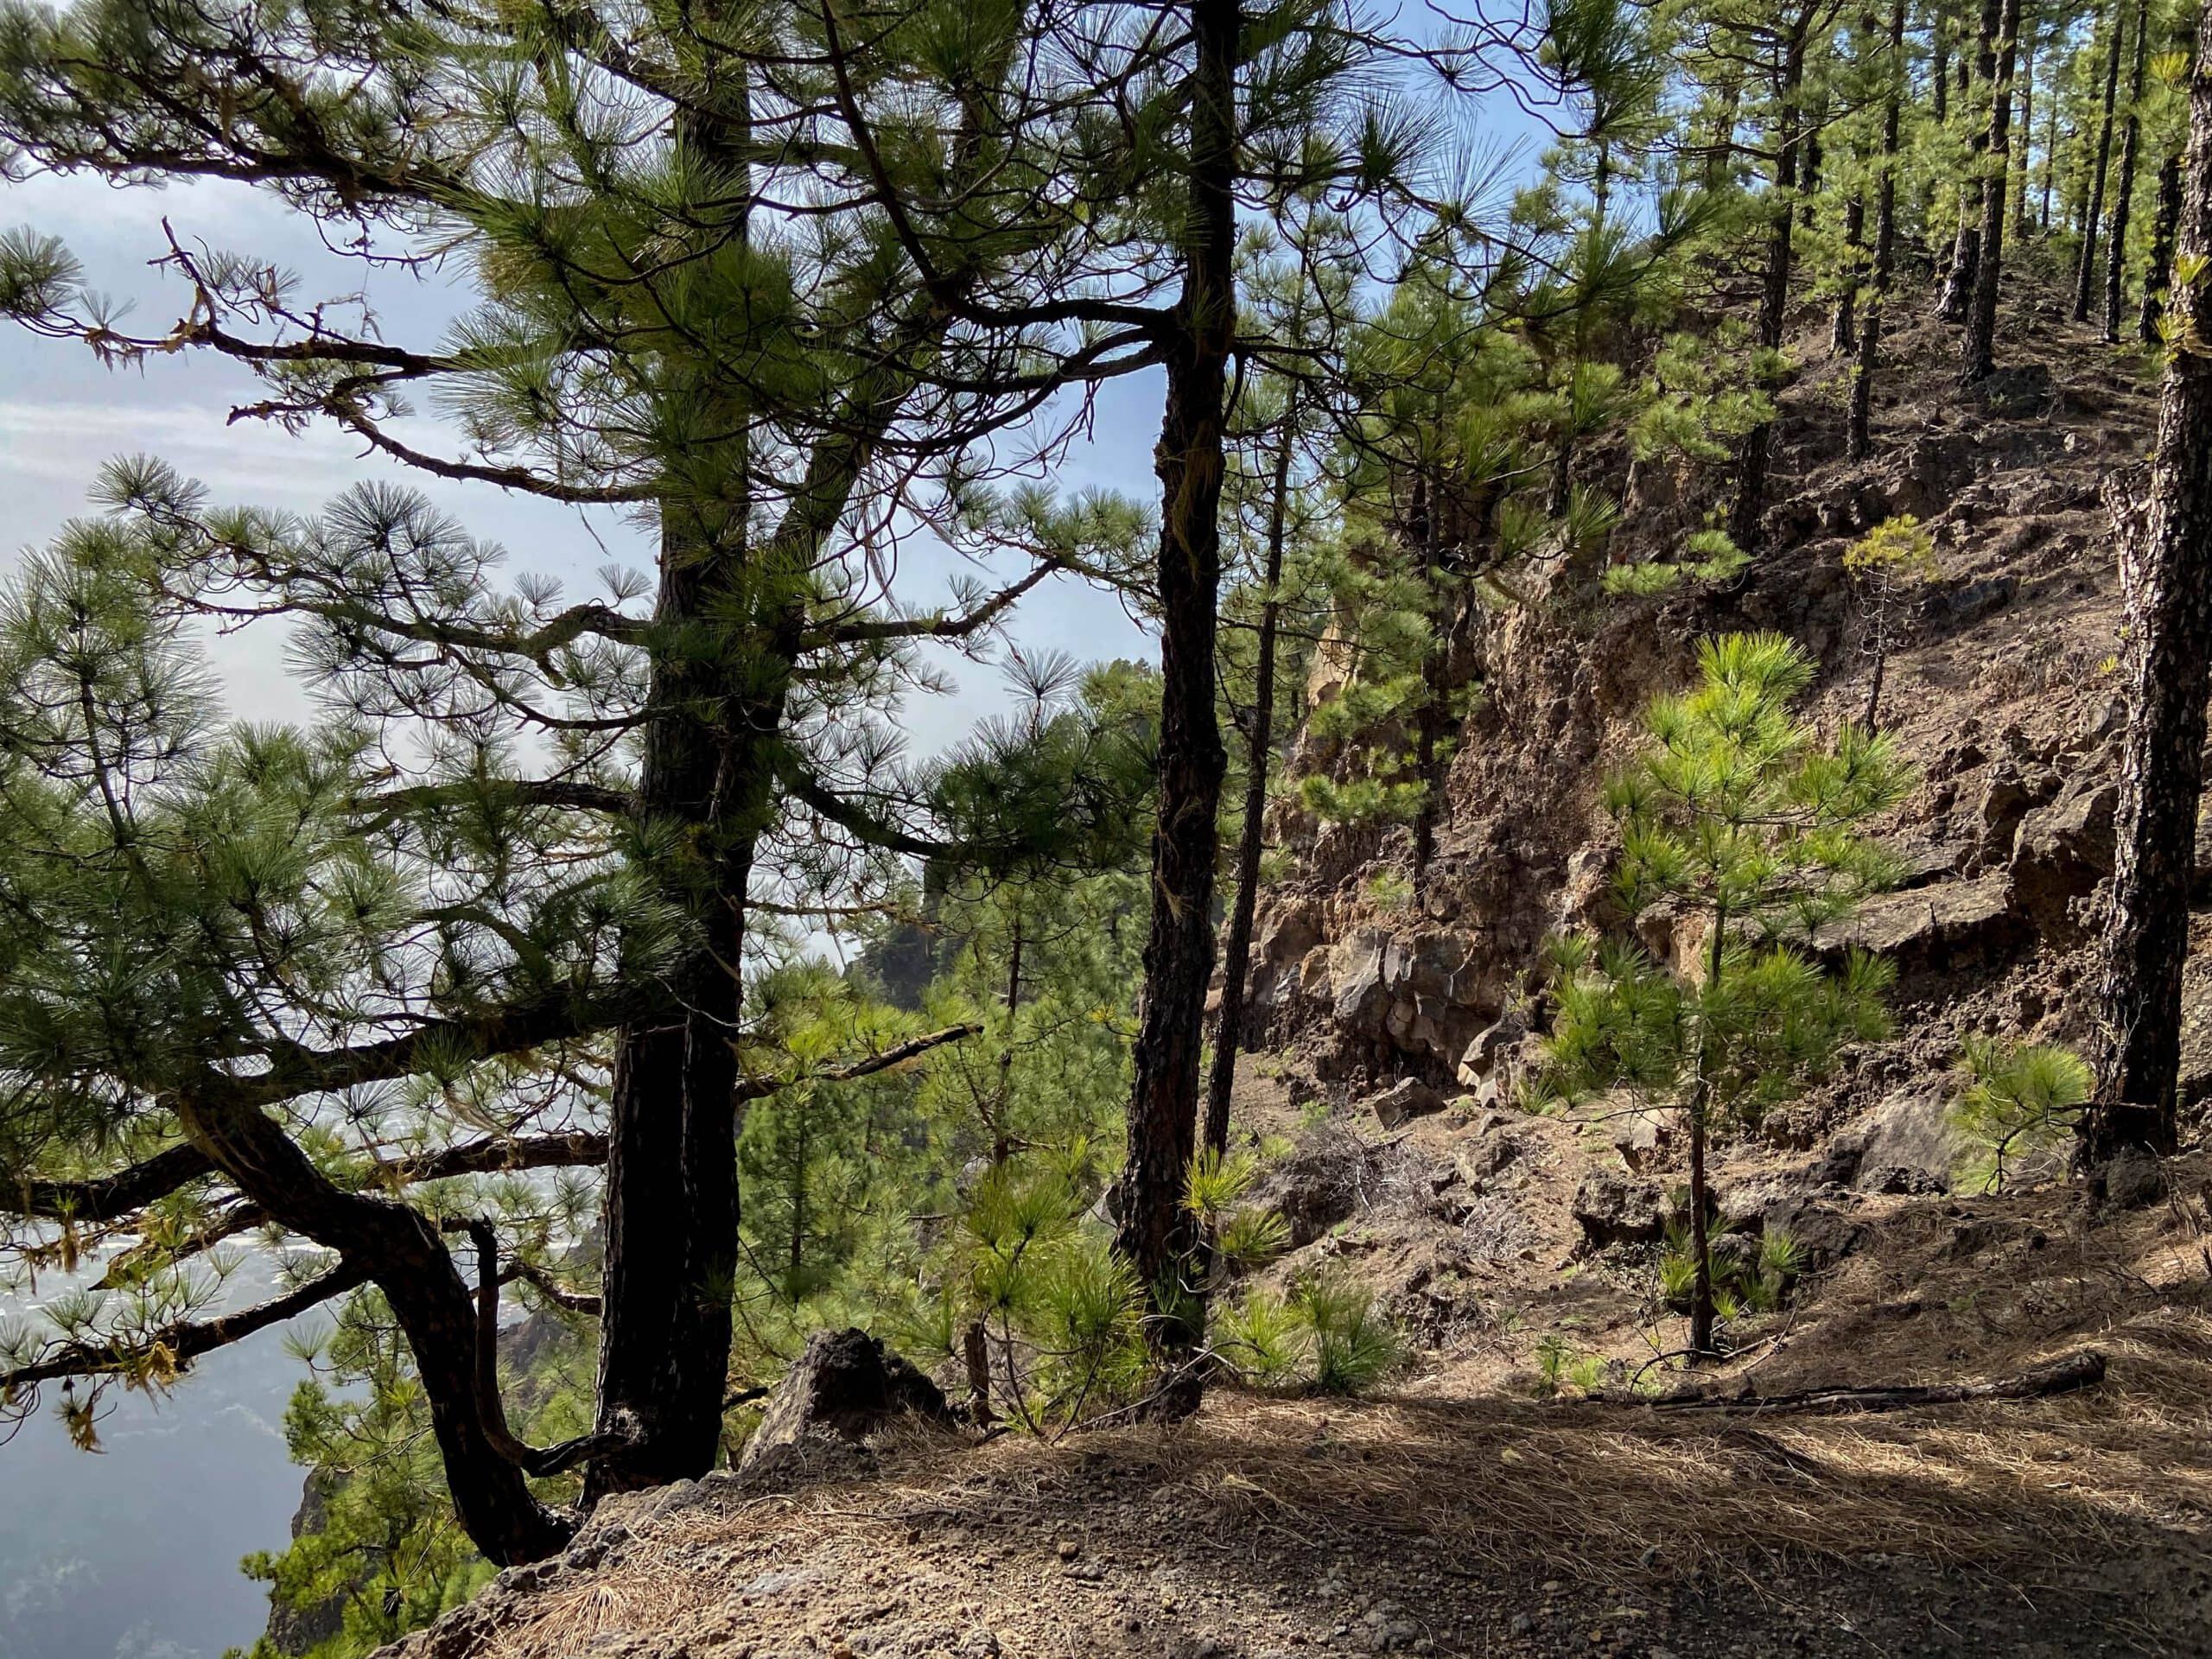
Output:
2140 150 2184 341
1850 0 1907 461
1205 397 1298 1157
1961 0 2021 382
588 496 781 1497
2041 98 2062 231
2088 3 2212 1160
2075 0 2128 320
2013 27 2034 232
1118 0 1237 1352
1727 18 1808 553
2103 0 2153 340
1939 0 2001 322
1933 15 1949 125
1800 118 1824 229
1410 470 1446 900
1687 903 1727 1357
179 1095 572 1563
1833 188 1866 356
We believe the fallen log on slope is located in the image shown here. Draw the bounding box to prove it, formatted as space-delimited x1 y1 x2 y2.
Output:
1639 1350 2107 1416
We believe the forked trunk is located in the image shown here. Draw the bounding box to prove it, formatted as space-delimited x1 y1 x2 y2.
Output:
1848 0 1907 462
2103 0 2153 341
2075 0 2127 320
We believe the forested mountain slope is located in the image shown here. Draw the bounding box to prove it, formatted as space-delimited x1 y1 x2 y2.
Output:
360 277 2212 1659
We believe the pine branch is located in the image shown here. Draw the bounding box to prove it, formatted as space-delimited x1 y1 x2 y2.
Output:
0 1259 372 1393
730 1021 982 1102
8 1143 217 1223
810 556 1068 649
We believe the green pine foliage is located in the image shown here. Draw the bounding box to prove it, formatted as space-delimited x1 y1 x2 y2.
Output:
1544 634 1909 1352
1950 1038 2094 1192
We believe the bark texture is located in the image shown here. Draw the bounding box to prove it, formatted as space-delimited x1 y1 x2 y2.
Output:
1117 0 1238 1348
2089 20 2212 1157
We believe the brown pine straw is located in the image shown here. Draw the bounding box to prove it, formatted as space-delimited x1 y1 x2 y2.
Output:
465 1307 2209 1659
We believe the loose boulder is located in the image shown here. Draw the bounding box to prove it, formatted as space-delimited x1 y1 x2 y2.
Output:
1572 1170 1665 1246
1368 1076 1448 1129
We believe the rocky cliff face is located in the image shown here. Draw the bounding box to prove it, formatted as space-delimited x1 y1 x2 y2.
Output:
1240 297 2191 1132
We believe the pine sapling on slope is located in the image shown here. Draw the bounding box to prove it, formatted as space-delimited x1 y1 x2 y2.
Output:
1543 634 1907 1356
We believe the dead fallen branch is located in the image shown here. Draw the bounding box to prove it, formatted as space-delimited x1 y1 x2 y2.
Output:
1639 1350 2107 1416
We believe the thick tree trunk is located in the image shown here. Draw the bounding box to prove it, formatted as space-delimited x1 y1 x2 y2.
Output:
1849 0 1906 461
2075 0 2127 320
179 1095 572 1563
2088 9 2212 1159
1727 19 1808 551
2103 0 2153 341
1961 0 2021 382
1205 399 1297 1157
588 497 776 1498
1118 0 1237 1353
2140 150 2183 341
1939 0 2001 322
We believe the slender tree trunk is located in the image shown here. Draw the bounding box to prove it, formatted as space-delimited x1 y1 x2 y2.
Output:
2089 9 2212 1160
960 912 1026 1416
1961 0 2022 381
1118 0 1237 1357
2140 150 2184 340
1800 115 1825 229
1410 469 1447 900
1205 397 1298 1157
1940 0 2001 321
1852 0 1907 461
2013 26 2035 233
1705 73 1744 191
1933 12 1950 125
1728 17 1809 551
2104 0 2153 340
2041 98 2062 230
2075 0 2128 319
1833 188 1866 355
1687 901 1728 1357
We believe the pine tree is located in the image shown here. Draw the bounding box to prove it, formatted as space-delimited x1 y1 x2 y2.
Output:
0 0 1150 1548
1543 635 1905 1353
2089 0 2212 1160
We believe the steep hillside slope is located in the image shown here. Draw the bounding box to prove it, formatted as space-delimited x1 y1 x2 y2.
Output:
372 288 2212 1659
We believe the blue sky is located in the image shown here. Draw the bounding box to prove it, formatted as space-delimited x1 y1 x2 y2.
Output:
0 24 1560 758
0 170 1166 759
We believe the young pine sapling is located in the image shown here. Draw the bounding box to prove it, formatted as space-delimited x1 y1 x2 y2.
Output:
1543 634 1908 1355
